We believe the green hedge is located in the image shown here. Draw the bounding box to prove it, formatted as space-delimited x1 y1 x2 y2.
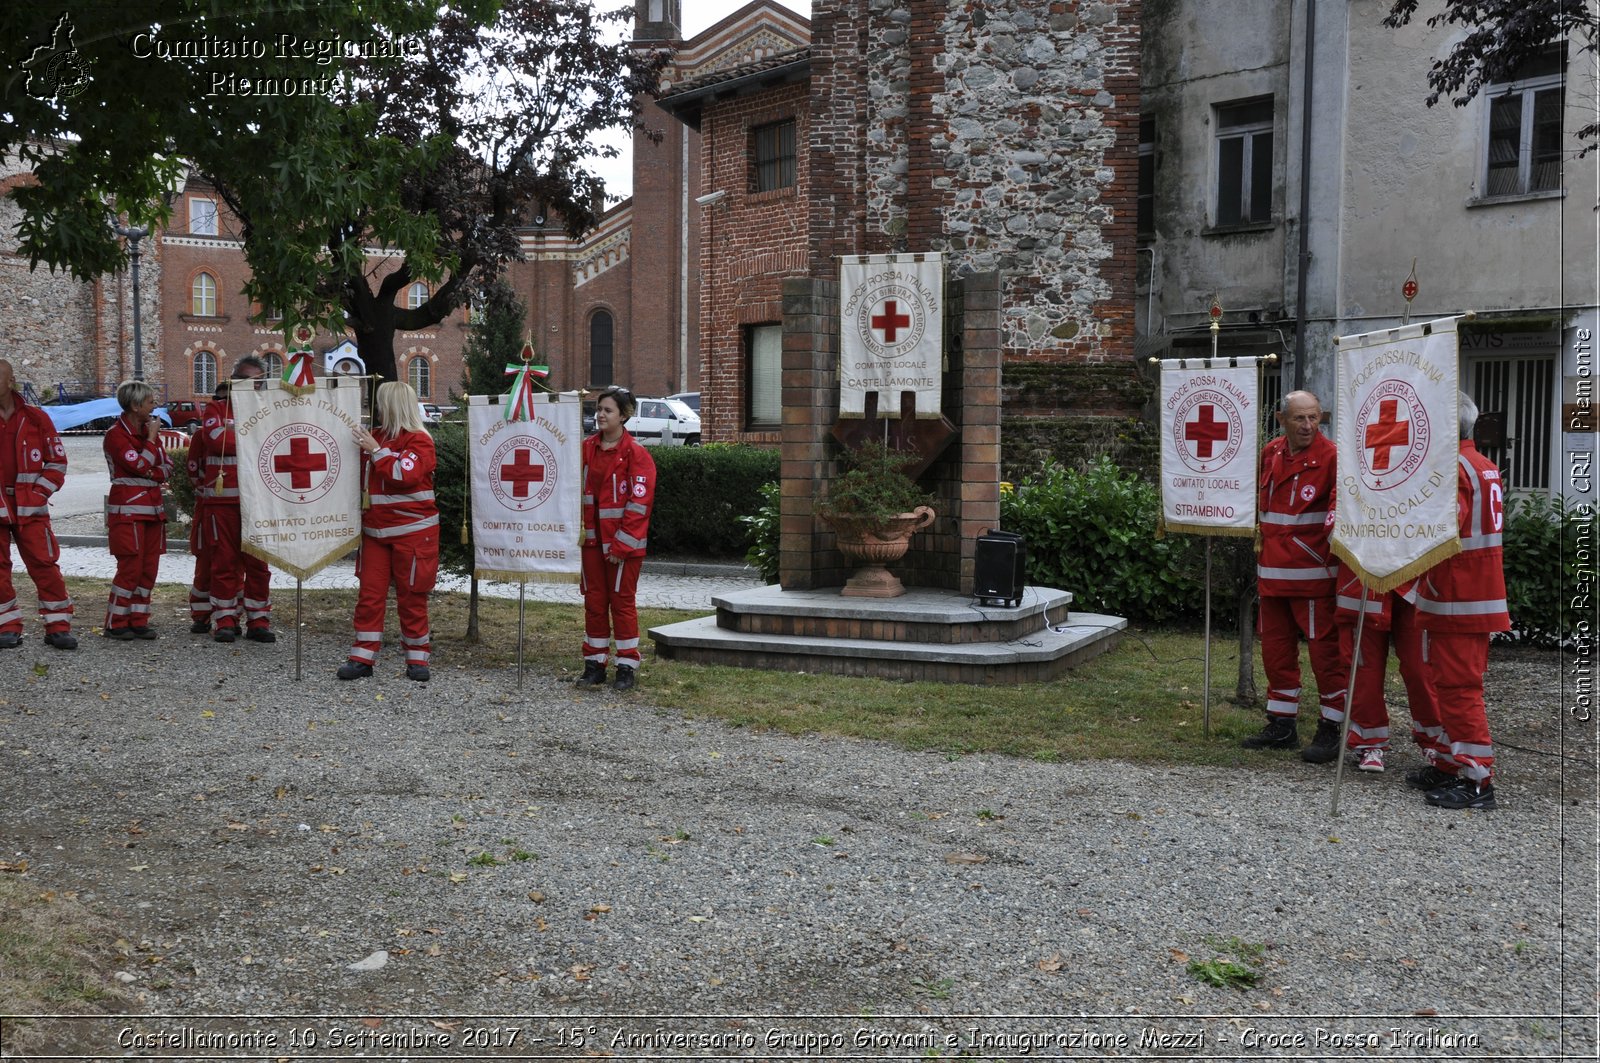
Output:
647 444 779 556
168 447 197 519
1001 457 1206 624
1502 493 1592 648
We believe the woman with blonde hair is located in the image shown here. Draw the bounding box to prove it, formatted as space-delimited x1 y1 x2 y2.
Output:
102 379 171 640
338 381 439 682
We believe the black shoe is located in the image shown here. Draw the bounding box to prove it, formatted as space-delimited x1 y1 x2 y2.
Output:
1240 716 1298 750
104 627 137 641
1425 778 1497 810
405 664 430 683
0 632 20 649
190 619 211 634
1404 764 1456 791
43 632 78 651
337 662 373 681
131 627 157 640
245 627 277 643
575 662 607 688
213 627 238 643
611 667 637 693
1300 720 1342 764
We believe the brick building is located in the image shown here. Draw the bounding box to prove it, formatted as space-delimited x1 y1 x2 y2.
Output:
659 0 1145 467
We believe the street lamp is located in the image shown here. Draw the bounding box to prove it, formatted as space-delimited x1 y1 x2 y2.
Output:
110 220 150 381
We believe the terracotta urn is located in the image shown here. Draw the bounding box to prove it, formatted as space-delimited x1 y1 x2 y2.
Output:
829 505 937 598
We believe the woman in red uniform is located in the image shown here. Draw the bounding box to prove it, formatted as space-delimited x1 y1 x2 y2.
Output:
102 380 171 639
577 385 655 692
338 381 439 682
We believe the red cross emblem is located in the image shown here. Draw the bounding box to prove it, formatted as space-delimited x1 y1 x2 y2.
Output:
257 423 342 505
1184 404 1230 459
871 300 911 343
274 434 329 490
499 447 547 498
1363 398 1410 472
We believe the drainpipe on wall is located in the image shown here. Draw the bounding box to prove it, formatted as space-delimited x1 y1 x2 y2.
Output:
1292 0 1315 393
1136 246 1159 336
680 130 690 394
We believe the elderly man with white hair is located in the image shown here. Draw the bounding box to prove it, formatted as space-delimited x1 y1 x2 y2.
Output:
0 359 75 650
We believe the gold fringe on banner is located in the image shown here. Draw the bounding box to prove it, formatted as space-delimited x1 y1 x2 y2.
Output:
473 569 582 585
243 536 360 582
1161 522 1256 539
1329 536 1461 596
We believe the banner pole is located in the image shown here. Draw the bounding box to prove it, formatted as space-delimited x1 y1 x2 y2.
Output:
1203 536 1213 738
517 581 526 690
295 578 303 682
1330 590 1368 816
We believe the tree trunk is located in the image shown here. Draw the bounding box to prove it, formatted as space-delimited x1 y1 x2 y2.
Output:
1235 583 1258 704
353 314 400 385
467 576 481 643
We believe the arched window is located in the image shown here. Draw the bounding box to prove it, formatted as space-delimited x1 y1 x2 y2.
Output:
589 311 614 387
406 282 428 310
261 351 285 379
191 272 218 316
407 355 432 398
192 351 217 396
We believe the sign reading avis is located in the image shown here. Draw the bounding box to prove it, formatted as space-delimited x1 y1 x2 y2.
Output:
232 379 363 579
468 394 581 583
840 252 943 418
1331 316 1463 592
1158 360 1258 536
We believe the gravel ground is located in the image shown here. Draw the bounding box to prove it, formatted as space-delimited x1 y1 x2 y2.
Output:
0 624 1595 1061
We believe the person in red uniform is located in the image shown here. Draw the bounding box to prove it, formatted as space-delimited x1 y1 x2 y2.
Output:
1411 392 1510 810
186 382 226 633
0 359 75 650
577 385 656 692
102 380 172 640
337 381 439 683
1243 389 1348 761
1332 567 1439 774
189 355 275 644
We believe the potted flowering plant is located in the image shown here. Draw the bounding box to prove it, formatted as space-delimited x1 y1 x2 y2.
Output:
818 441 936 597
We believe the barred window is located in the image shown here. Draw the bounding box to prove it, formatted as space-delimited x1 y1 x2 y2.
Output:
751 119 796 193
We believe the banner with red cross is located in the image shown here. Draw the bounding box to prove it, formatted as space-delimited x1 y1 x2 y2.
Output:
839 252 944 419
231 378 363 579
1157 359 1259 536
1330 315 1464 592
467 393 582 583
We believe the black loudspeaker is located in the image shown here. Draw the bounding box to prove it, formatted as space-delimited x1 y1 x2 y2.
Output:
974 529 1026 608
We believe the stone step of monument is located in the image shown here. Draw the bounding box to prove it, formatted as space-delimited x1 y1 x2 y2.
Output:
708 585 1073 644
648 603 1127 685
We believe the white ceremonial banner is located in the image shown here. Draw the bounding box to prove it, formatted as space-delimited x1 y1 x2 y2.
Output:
232 378 363 579
840 252 943 418
1331 315 1464 592
1158 358 1259 536
468 393 582 583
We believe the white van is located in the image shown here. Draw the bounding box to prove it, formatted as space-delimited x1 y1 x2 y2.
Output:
627 397 701 445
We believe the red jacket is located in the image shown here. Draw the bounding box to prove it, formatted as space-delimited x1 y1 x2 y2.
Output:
1412 441 1510 633
0 398 67 522
581 431 656 560
103 414 171 523
1256 431 1337 597
362 428 438 539
189 398 241 506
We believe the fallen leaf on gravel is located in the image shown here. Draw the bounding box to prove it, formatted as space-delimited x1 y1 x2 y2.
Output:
127 864 149 872
568 964 593 982
425 945 443 957
534 917 549 932
1415 1008 1438 1016
1037 953 1064 972
944 852 988 865
688 916 708 923
200 709 215 719
448 872 468 884
590 904 612 914
1169 948 1189 964
241 955 253 965
0 860 27 873
396 928 417 937
1398 957 1417 967
360 1018 383 1030
528 891 546 903
226 822 248 831
423 928 441 935
1175 995 1194 1004
428 1021 459 1033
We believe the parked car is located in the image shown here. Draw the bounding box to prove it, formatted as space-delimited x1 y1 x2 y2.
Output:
164 400 207 429
418 402 443 424
665 391 700 414
626 397 701 445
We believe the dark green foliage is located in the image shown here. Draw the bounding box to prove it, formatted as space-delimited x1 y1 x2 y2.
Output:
817 441 935 537
1001 458 1205 623
167 447 196 520
460 280 528 399
648 444 780 557
1502 493 1592 648
741 480 781 584
431 421 473 579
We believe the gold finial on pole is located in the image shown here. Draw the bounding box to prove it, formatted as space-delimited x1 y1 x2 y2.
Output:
1401 259 1419 326
1208 297 1223 361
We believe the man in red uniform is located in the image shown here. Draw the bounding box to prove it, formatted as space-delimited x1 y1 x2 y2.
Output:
1411 392 1510 810
186 382 226 633
578 386 656 692
1244 389 1348 761
189 355 275 644
102 380 171 639
0 359 75 650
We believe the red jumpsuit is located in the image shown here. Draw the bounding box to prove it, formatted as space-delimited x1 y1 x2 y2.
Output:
1333 565 1438 755
186 447 213 625
0 397 72 636
1411 441 1510 785
1256 431 1347 722
102 415 171 633
189 397 271 634
348 429 439 670
580 431 656 672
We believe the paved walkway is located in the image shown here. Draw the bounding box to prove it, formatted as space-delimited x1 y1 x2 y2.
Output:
51 542 764 612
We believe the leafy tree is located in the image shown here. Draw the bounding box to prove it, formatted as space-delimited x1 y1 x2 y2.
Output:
2 1 664 382
460 279 529 398
1383 0 1599 147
